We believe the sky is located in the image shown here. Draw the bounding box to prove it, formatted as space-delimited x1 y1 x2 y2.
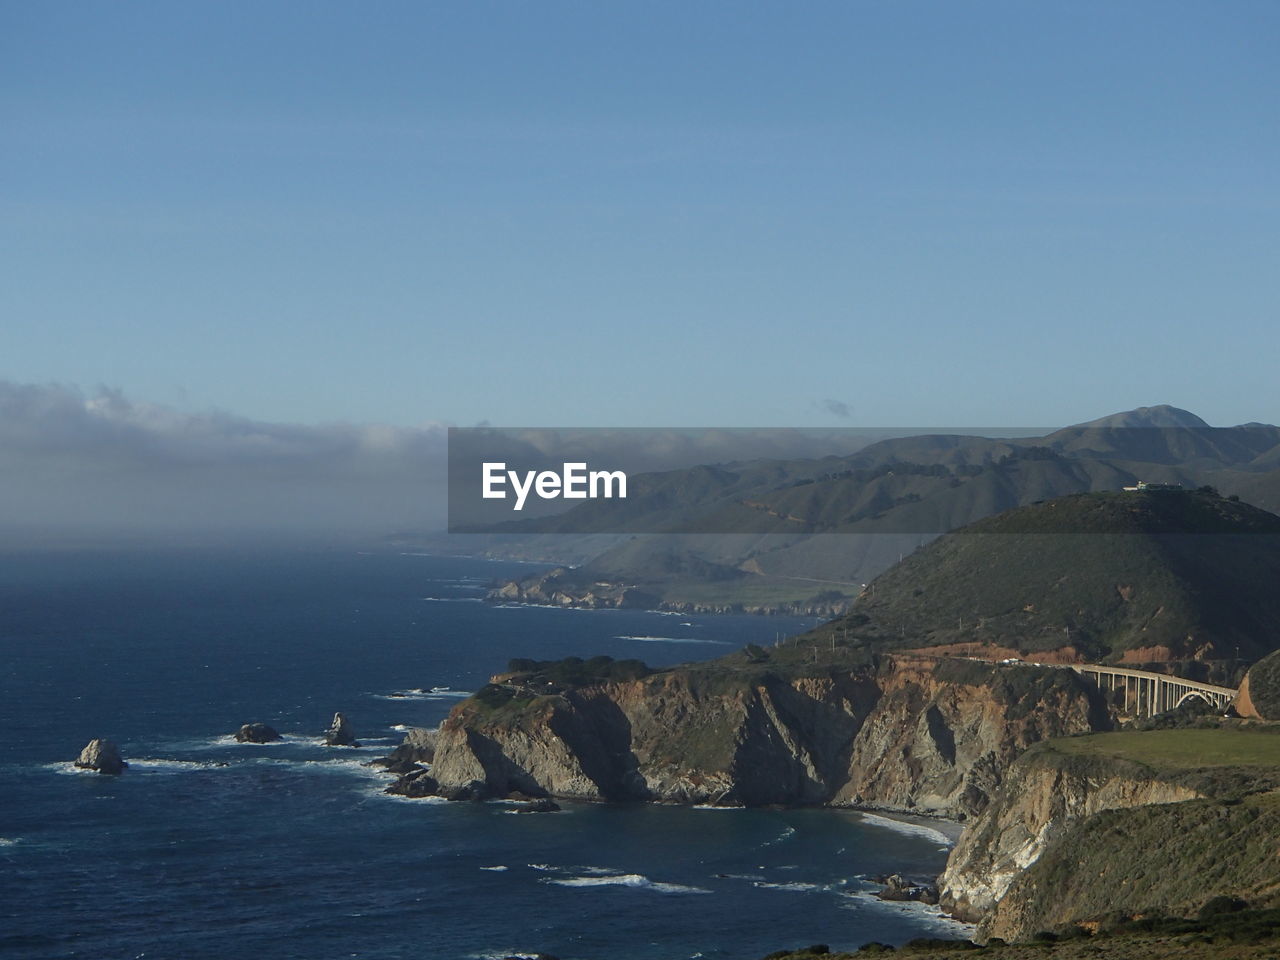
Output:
1 2 1277 535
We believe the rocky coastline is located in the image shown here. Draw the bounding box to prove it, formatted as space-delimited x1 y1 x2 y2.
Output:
489 574 854 617
372 650 1280 944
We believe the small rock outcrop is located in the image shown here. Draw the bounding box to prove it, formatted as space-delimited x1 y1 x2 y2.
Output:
234 723 282 744
384 769 440 798
371 727 436 774
513 797 561 813
874 873 940 905
323 712 359 747
75 739 127 775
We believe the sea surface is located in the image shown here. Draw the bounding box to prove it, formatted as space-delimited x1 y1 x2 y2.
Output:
0 547 971 960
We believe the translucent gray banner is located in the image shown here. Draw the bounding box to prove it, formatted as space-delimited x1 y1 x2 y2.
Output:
446 424 1280 535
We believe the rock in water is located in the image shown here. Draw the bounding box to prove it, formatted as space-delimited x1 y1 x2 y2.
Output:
234 722 282 744
875 873 940 905
384 768 440 798
371 726 436 774
75 739 127 775
513 798 561 813
324 712 359 747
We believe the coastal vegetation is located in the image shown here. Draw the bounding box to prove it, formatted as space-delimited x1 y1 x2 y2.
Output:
760 906 1280 958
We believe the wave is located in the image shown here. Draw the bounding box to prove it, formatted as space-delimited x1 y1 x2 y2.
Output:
760 825 796 847
479 865 508 872
492 602 613 612
524 863 618 876
44 762 95 776
125 758 233 773
421 597 484 603
857 812 955 847
0 838 20 847
843 890 976 936
753 880 846 893
613 635 731 645
541 873 710 895
181 732 314 750
374 687 473 701
692 804 744 811
377 790 449 804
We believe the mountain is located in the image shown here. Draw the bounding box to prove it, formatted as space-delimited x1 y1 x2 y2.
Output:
442 406 1280 611
813 488 1280 673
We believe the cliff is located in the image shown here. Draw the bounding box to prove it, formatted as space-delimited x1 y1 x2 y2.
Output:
939 728 1280 941
393 656 1110 816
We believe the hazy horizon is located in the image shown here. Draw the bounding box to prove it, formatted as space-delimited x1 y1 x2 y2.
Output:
3 3 1277 537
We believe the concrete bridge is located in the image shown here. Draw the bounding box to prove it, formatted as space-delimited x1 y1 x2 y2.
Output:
1060 663 1237 717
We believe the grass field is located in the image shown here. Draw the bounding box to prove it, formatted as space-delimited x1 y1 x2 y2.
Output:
1042 726 1280 769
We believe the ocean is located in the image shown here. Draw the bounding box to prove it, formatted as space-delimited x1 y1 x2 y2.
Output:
0 547 970 960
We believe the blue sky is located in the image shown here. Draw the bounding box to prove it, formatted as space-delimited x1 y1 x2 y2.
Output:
2 1 1277 428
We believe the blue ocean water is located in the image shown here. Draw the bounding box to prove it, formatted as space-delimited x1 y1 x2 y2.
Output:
0 548 969 960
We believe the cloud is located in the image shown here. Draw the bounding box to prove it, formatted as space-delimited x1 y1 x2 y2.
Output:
0 381 449 540
0 381 881 543
816 398 853 420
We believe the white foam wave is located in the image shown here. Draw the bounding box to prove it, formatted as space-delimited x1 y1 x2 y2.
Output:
377 790 450 804
753 878 848 893
692 804 744 810
614 635 730 645
375 687 473 702
761 825 796 847
843 890 976 936
0 838 20 847
541 873 709 894
858 812 955 847
185 732 311 750
421 597 484 603
127 758 232 772
479 865 508 872
45 762 95 776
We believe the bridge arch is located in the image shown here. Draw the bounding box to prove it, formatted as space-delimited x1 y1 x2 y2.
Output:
1174 689 1216 710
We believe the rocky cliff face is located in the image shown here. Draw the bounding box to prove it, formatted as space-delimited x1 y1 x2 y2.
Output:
412 657 1109 815
939 748 1201 935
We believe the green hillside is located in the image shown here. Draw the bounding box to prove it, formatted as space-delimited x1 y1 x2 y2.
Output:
813 489 1280 669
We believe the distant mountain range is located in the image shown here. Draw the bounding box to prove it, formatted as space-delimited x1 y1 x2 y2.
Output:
420 405 1280 611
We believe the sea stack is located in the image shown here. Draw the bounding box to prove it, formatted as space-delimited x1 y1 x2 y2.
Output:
75 738 127 775
323 712 359 747
234 722 282 744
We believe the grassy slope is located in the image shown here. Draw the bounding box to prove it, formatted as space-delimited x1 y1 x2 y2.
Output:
818 491 1280 665
1043 727 1280 769
983 727 1280 938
